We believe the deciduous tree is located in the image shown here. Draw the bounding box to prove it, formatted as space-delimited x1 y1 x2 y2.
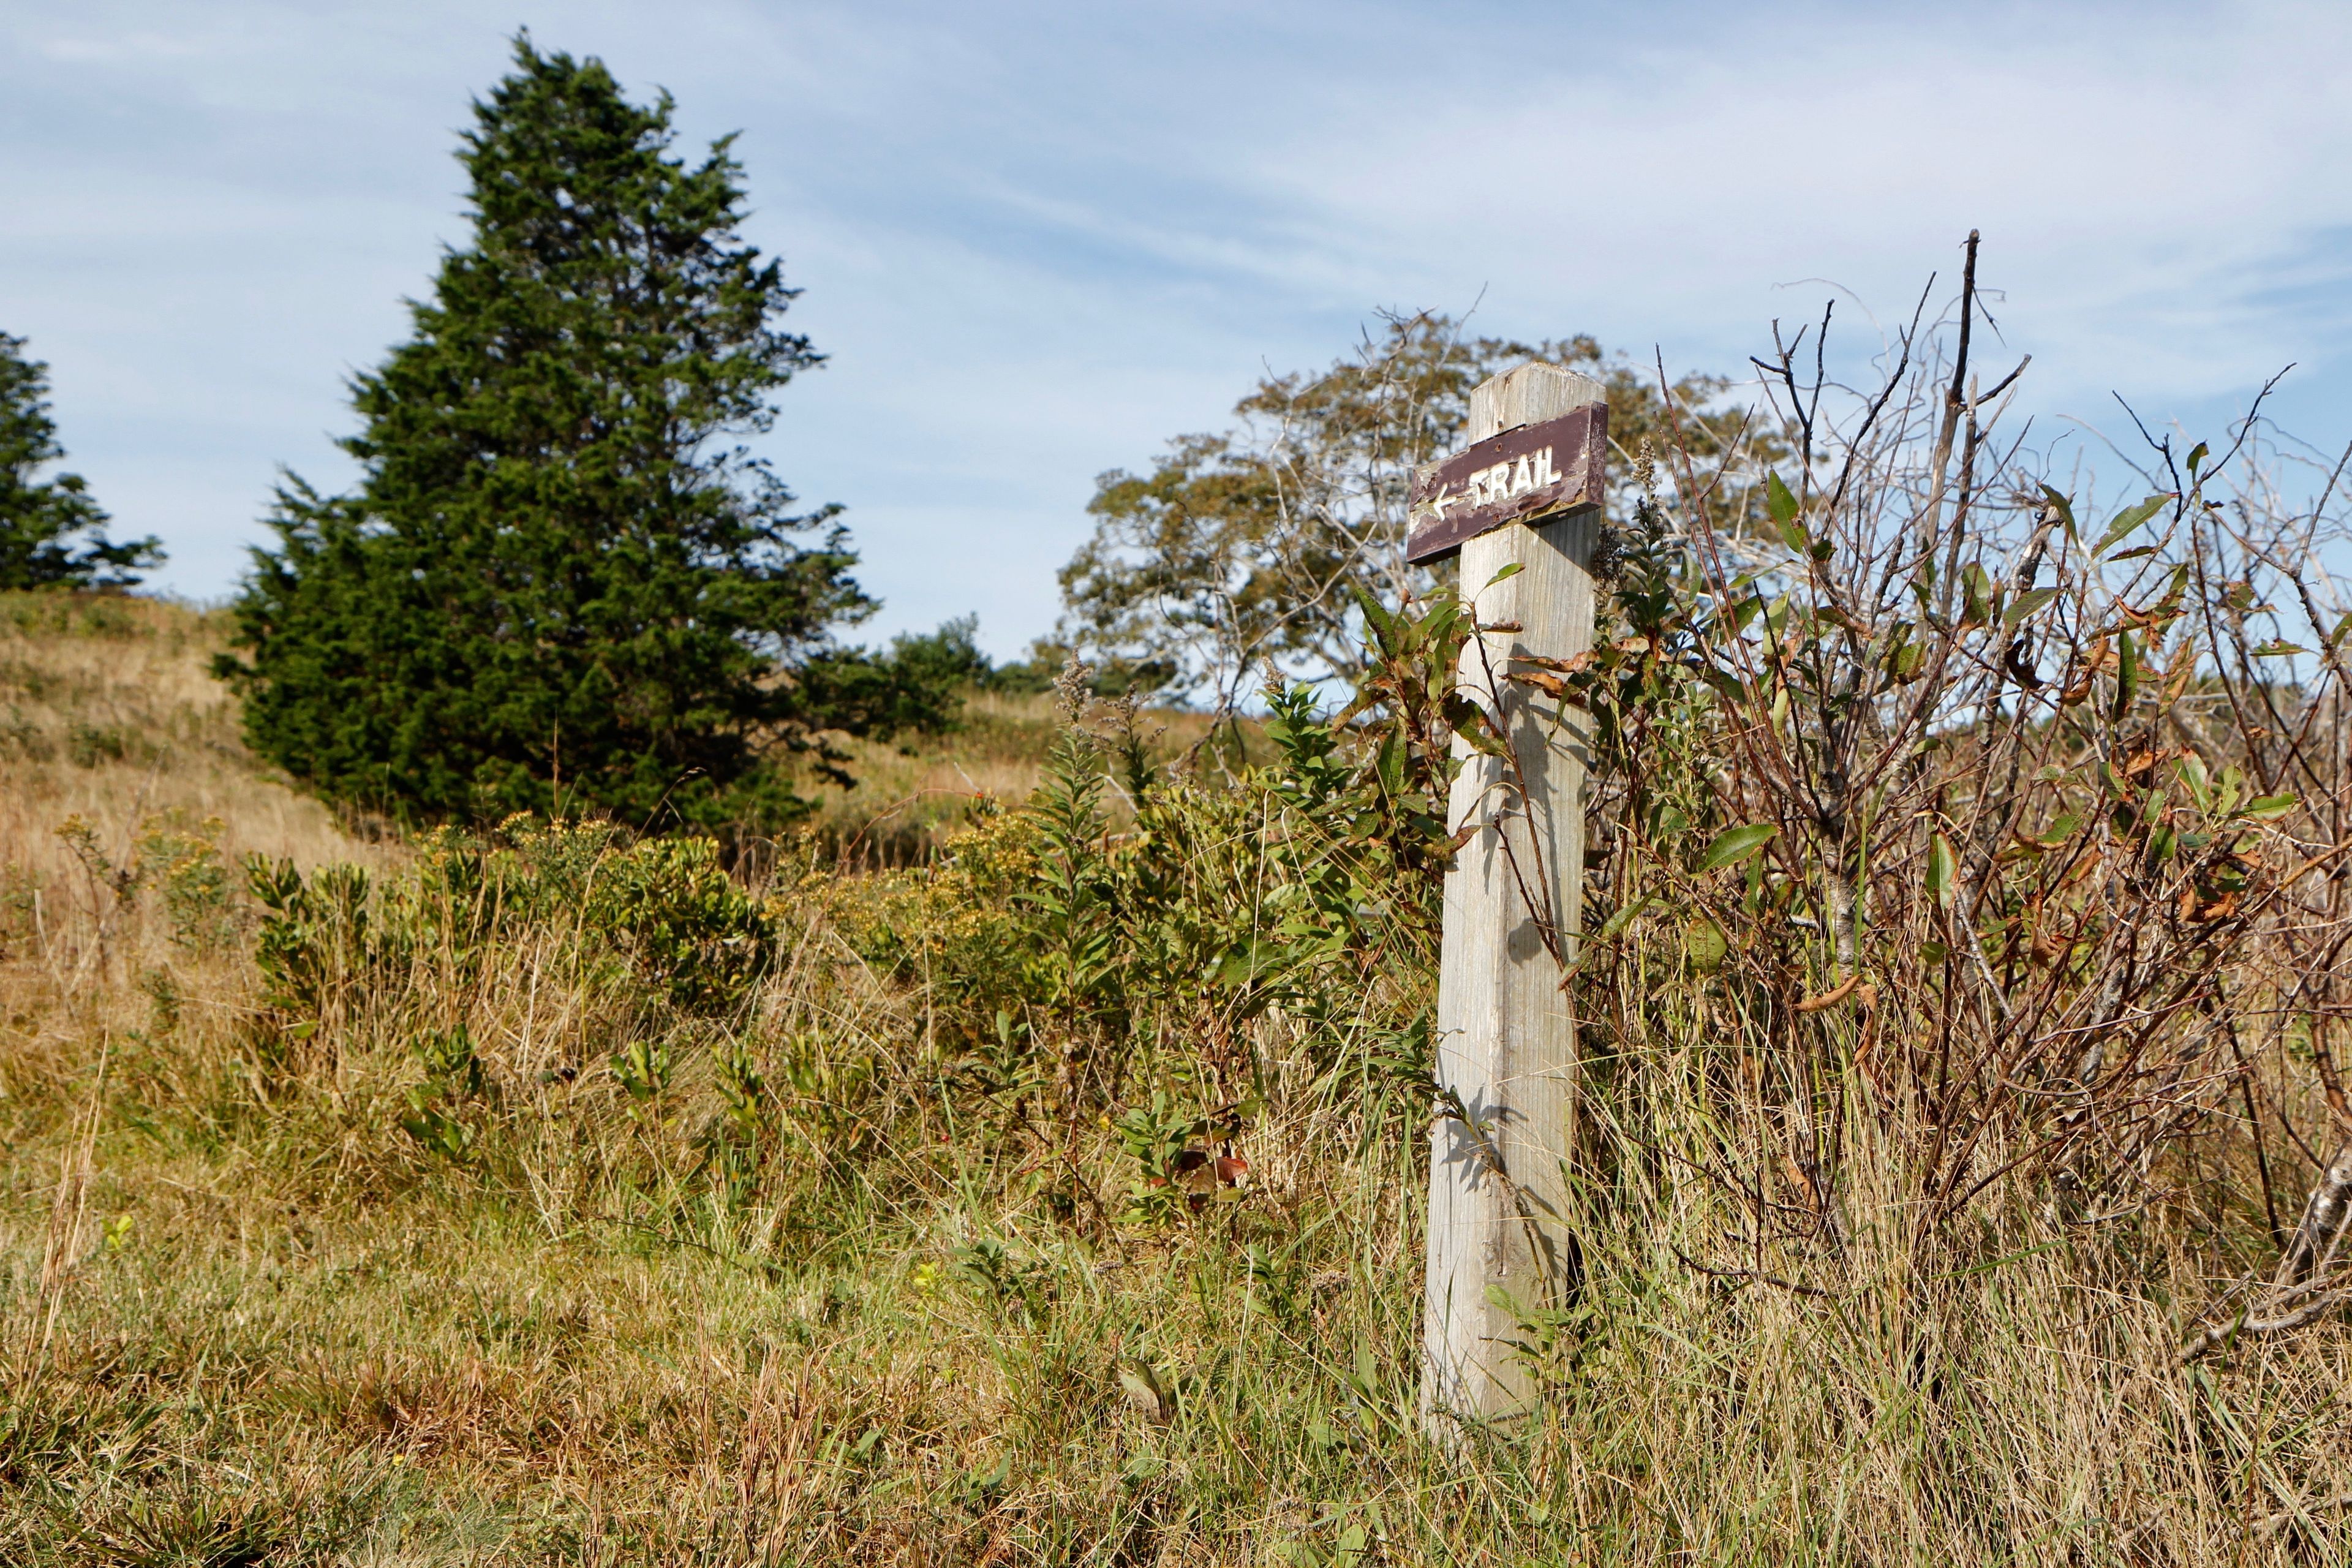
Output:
1054 313 1761 709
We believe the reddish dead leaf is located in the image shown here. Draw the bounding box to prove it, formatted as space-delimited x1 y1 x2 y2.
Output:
2188 889 2241 924
1514 650 1596 674
1794 974 1863 1013
1508 669 1570 699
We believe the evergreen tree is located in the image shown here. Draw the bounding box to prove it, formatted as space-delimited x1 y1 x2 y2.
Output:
221 37 941 831
0 331 161 590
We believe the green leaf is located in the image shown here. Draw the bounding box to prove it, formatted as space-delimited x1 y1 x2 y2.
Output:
2003 587 2058 629
2037 484 2077 538
2033 810 2082 846
1684 916 1728 973
2252 639 2306 658
2241 793 2299 823
1928 831 1958 908
1593 894 1653 943
1961 563 1994 627
1485 562 1523 587
965 1450 1014 1493
2177 753 2212 814
1698 823 1777 872
1443 695 1510 760
2187 440 2210 475
1215 937 1288 989
1766 472 1807 555
2092 493 2174 557
2111 628 2138 722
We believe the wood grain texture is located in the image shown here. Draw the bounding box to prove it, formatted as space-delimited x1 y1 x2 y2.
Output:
1420 362 1604 1430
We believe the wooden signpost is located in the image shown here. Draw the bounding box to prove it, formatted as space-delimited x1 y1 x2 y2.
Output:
1414 363 1607 1430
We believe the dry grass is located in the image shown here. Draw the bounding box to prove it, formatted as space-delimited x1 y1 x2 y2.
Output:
0 593 382 875
0 600 1310 1564
2 590 2350 1565
804 692 1246 867
0 592 391 1088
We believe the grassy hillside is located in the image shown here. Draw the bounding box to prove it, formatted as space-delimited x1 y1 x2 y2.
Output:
3 591 2350 1566
806 693 1245 867
0 593 383 887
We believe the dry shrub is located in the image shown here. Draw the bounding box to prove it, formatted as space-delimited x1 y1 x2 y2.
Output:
1501 239 2352 1557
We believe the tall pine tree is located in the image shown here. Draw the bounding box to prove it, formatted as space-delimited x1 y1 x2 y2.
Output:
221 37 936 832
1 331 161 590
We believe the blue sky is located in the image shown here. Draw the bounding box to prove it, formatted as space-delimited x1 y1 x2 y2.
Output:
5 0 2350 657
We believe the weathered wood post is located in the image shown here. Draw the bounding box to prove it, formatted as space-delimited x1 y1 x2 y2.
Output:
1411 362 1607 1430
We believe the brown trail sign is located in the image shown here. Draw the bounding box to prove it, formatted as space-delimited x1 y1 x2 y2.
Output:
1419 362 1605 1431
1405 401 1606 565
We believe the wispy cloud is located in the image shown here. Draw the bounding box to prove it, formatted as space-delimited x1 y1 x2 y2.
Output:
1262 2 2352 398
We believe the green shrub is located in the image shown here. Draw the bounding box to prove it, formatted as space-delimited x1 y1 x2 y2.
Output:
586 835 772 1014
